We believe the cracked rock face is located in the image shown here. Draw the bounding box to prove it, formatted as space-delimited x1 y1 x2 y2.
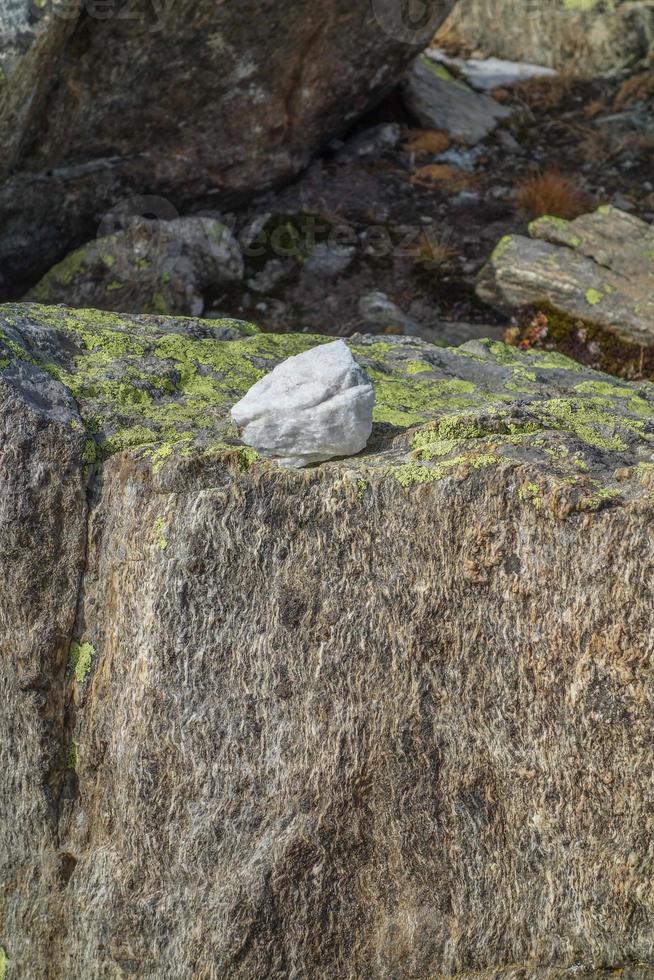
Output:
2 304 654 978
231 339 375 467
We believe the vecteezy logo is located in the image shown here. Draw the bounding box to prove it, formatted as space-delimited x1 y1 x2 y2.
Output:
371 0 443 45
96 195 179 285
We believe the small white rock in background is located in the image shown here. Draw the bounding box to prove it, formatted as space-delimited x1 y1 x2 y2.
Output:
231 340 375 468
425 49 557 92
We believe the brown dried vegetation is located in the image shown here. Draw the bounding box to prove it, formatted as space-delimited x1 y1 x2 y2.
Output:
515 170 590 221
404 129 451 157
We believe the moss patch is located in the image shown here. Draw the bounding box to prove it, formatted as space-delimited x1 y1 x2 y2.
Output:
69 641 95 683
154 516 168 551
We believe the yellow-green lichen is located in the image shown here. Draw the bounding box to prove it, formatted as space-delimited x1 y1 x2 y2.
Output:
491 235 514 262
68 743 79 770
419 56 466 87
404 359 433 375
534 397 643 452
518 482 542 508
392 462 445 487
411 411 542 461
371 375 481 429
575 380 633 398
101 425 159 455
585 288 604 306
154 516 168 551
0 945 6 979
392 451 500 487
35 247 88 290
201 443 261 470
69 641 95 683
578 487 622 511
82 439 98 465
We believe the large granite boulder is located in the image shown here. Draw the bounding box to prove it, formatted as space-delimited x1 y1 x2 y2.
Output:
440 0 654 74
1 303 654 978
476 206 654 380
0 0 454 297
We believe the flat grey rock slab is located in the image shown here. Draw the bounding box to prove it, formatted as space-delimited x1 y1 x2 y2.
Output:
402 56 512 145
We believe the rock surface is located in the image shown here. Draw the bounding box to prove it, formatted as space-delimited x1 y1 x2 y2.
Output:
441 0 654 74
231 340 374 468
477 206 654 378
25 215 244 317
2 303 654 978
0 0 454 295
403 55 512 144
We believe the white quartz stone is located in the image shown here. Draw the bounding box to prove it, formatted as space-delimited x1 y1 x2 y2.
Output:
425 48 557 92
231 340 375 468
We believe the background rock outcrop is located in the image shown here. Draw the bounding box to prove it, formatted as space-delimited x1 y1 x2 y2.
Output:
25 215 244 317
440 0 654 74
0 0 454 297
1 303 654 977
477 206 654 380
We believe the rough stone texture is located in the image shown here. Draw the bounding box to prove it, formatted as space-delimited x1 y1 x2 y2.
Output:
440 0 654 74
0 0 454 296
477 206 654 378
0 359 87 976
25 215 244 318
231 340 375 468
1 303 654 978
402 56 511 144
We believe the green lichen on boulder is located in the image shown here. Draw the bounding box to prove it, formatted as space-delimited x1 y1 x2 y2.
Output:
477 207 654 380
1 303 653 509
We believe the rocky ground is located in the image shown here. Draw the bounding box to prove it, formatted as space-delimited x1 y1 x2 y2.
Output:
203 65 654 343
16 49 654 364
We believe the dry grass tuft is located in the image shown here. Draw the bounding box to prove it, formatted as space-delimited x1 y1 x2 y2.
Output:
404 129 451 157
513 74 575 111
411 164 475 193
403 230 457 268
515 170 590 221
614 72 654 108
